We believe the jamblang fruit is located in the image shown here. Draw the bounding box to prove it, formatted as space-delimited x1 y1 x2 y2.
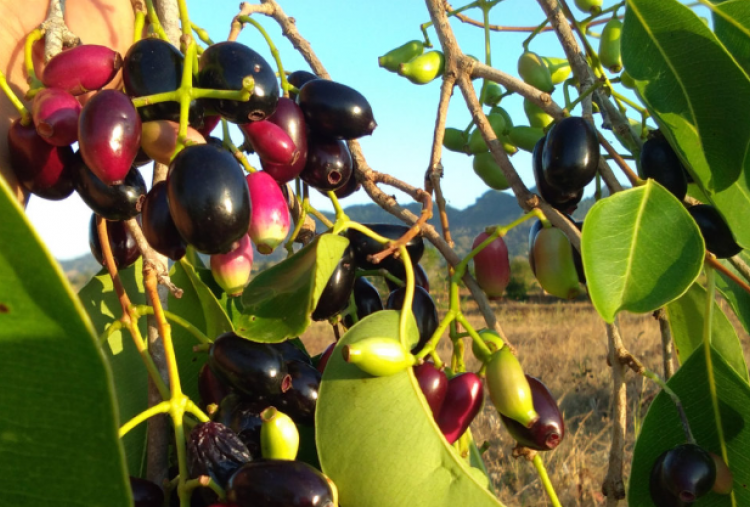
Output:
598 17 623 73
297 79 377 140
286 70 319 101
530 226 583 300
347 223 425 273
312 246 356 321
89 214 141 269
472 152 510 191
660 444 717 502
436 372 484 444
187 421 252 489
532 136 582 212
650 451 688 507
343 276 384 328
73 158 147 221
472 232 510 299
688 204 742 259
141 181 187 261
32 87 81 146
140 120 206 166
542 116 600 194
42 44 122 95
413 361 448 416
640 131 687 200
227 460 336 507
210 235 254 297
239 120 299 166
261 97 308 183
343 336 416 377
300 134 353 192
129 476 164 507
386 286 438 353
379 40 424 73
246 171 290 255
484 346 538 428
260 407 299 460
524 98 554 129
500 375 565 451
518 51 554 93
398 50 445 84
271 359 321 426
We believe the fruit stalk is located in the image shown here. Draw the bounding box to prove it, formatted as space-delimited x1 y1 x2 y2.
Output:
143 0 171 42
237 15 290 93
133 304 211 345
119 400 171 438
23 29 44 95
0 70 30 124
533 454 563 507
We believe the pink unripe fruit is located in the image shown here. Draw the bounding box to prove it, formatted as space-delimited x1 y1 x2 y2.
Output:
246 171 291 254
472 232 510 299
210 235 254 296
42 44 122 95
32 88 81 146
240 120 299 166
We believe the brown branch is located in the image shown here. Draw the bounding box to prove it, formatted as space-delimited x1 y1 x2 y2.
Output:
369 192 433 265
229 2 265 41
598 132 636 188
41 0 80 63
654 309 675 380
97 216 133 321
124 218 183 298
603 322 627 505
729 255 750 285
154 0 181 46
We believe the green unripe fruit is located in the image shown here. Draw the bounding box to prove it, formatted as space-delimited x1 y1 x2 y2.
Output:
472 329 505 362
443 127 469 154
343 336 416 376
398 51 445 85
500 136 519 155
507 126 545 152
574 0 602 14
467 113 507 154
488 106 513 133
518 51 554 93
599 17 623 73
485 346 539 428
473 152 510 191
378 40 425 73
523 98 554 129
619 71 636 90
541 56 572 85
260 407 299 460
480 82 504 106
531 227 582 300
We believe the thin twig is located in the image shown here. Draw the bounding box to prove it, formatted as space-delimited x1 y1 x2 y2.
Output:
124 218 183 298
729 255 750 285
603 322 627 505
707 254 750 296
654 309 675 380
97 216 133 319
41 0 80 63
598 132 639 187
369 192 433 265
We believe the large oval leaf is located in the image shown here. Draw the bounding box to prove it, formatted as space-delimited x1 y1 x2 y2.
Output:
628 347 750 506
316 310 504 507
711 0 750 77
0 177 131 506
715 252 750 336
581 180 704 322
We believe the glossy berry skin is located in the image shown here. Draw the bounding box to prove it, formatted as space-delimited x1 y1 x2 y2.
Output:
343 276 384 328
650 451 688 507
661 443 717 502
316 343 336 374
413 361 448 416
532 136 582 213
73 157 147 221
199 41 279 123
187 422 252 489
347 223 425 274
530 226 583 300
385 262 430 293
130 476 164 507
333 168 361 199
141 181 186 261
300 134 353 192
472 152 509 191
485 347 538 428
271 359 321 426
312 246 356 321
472 232 510 299
140 120 206 166
287 70 319 101
209 332 292 400
378 40 424 73
167 144 251 254
227 459 336 507
688 204 742 259
210 234 254 296
386 286 438 353
260 407 299 460
42 44 122 95
32 87 81 146
260 97 308 183
268 340 312 365
7 119 75 200
398 50 445 85
89 214 141 269
240 120 299 166
542 117 600 194
246 171 290 254
198 363 232 409
640 134 687 200
78 89 142 185
518 50 554 93
500 375 565 451
298 79 377 140
198 114 222 138
436 372 484 444
216 393 265 458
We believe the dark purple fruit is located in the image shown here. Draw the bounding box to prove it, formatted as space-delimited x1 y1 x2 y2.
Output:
42 44 122 95
650 451 689 507
386 285 438 353
343 276 384 327
333 168 360 199
123 38 204 127
385 262 430 293
287 70 319 101
413 361 448 415
32 87 81 146
312 245 356 321
7 119 75 200
130 476 164 507
208 332 292 400
661 443 717 502
297 79 377 140
271 359 321 425
316 342 336 374
268 339 312 365
227 459 335 507
216 393 265 458
141 181 187 260
167 144 251 254
299 133 353 192
532 135 583 212
688 204 742 259
198 363 232 409
500 375 564 451
261 97 308 183
73 155 146 220
78 89 142 185
89 214 141 268
347 223 425 273
542 117 599 194
198 41 279 123
187 422 252 490
436 372 484 444
640 132 688 200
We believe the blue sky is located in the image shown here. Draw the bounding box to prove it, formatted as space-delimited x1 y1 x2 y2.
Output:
26 0 677 260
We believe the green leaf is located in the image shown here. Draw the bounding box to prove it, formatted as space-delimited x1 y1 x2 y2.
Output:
622 0 750 248
581 180 704 322
715 252 750 335
0 177 130 506
665 282 749 382
237 234 348 342
711 0 750 77
628 347 750 507
316 310 505 507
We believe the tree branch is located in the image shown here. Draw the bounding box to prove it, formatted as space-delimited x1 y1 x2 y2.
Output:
41 0 80 63
603 322 627 505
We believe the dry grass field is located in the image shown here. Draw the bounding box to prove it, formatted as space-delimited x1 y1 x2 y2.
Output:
300 291 750 507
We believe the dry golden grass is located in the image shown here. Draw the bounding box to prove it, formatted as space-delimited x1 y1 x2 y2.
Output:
300 294 750 507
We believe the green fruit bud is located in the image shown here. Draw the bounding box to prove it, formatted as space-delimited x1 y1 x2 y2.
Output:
507 126 545 152
485 346 538 428
500 136 518 155
467 113 507 154
343 336 416 376
518 51 554 93
620 71 636 90
480 82 504 106
378 40 425 73
488 106 513 133
472 329 505 361
523 98 554 129
574 0 602 14
541 56 572 85
531 227 582 300
473 152 510 190
443 127 470 154
260 407 300 460
398 51 445 85
599 17 623 73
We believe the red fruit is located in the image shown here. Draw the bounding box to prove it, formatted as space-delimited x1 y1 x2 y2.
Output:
32 88 81 146
198 363 232 409
317 343 336 374
261 97 308 183
239 120 299 166
78 89 142 185
198 114 222 138
42 44 122 95
500 375 565 451
210 235 254 296
246 171 290 255
413 362 448 416
7 119 74 199
472 232 510 299
436 372 484 444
